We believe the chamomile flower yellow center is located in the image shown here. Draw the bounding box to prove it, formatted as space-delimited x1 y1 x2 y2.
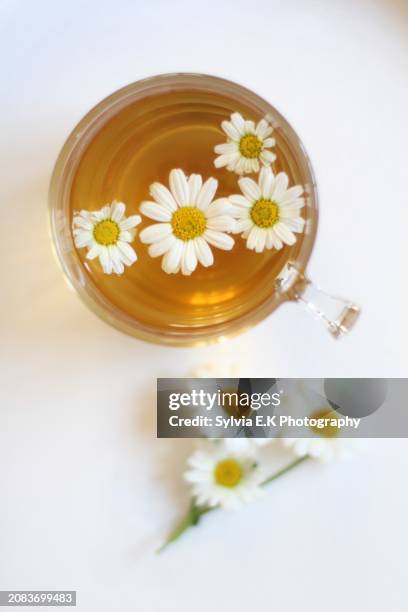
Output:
214 459 243 488
250 199 279 228
171 206 207 241
239 134 263 159
309 408 339 438
221 389 252 418
93 219 120 246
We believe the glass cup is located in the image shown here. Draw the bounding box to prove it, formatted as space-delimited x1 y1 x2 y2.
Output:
49 73 360 345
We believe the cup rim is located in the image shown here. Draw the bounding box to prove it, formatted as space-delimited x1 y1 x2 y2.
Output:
49 72 319 345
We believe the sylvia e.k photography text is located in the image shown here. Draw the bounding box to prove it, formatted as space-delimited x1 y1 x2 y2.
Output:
167 413 361 430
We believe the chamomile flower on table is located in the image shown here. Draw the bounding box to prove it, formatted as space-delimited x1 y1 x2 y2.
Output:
279 380 356 462
214 112 276 175
160 378 362 551
282 432 356 462
184 442 263 510
72 201 141 275
139 169 235 275
230 166 305 253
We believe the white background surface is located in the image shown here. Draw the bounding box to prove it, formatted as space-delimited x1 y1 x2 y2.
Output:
1 0 408 610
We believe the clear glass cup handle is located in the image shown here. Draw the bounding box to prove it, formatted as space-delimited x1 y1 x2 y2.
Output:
276 264 360 338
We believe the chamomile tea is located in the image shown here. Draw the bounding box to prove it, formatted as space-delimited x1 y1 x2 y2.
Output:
68 80 311 334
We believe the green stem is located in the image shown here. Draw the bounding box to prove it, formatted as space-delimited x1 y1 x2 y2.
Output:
157 455 309 553
157 499 209 554
261 454 309 487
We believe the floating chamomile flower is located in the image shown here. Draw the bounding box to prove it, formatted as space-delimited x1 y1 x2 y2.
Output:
72 202 141 275
230 166 305 253
184 442 263 510
214 112 276 175
139 169 235 276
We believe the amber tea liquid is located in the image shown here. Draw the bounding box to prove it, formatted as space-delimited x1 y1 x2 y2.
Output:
70 86 308 333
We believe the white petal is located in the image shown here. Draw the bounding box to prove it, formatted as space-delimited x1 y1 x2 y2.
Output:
99 205 111 220
263 137 276 148
272 172 289 200
111 253 125 274
99 248 113 274
266 229 283 250
279 206 304 219
162 240 184 273
230 206 251 219
256 118 273 139
118 230 134 243
73 216 93 230
243 159 252 174
88 211 102 222
184 470 210 484
278 186 304 204
86 244 101 260
239 177 261 201
229 195 251 208
281 217 305 232
248 159 259 173
258 166 274 199
221 120 240 141
214 153 239 169
273 222 296 245
260 149 276 164
73 231 92 248
234 218 252 233
194 237 214 267
109 245 122 263
234 156 247 175
119 214 141 230
77 209 93 220
183 240 198 273
188 174 202 205
169 169 189 206
205 198 232 218
196 177 218 211
230 112 246 135
247 226 263 250
148 234 176 257
150 182 178 211
105 205 115 220
279 199 305 211
214 143 237 154
244 120 256 133
254 229 266 252
116 241 137 265
181 258 192 275
140 201 172 222
206 215 235 232
203 230 234 251
139 223 172 244
111 201 126 222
